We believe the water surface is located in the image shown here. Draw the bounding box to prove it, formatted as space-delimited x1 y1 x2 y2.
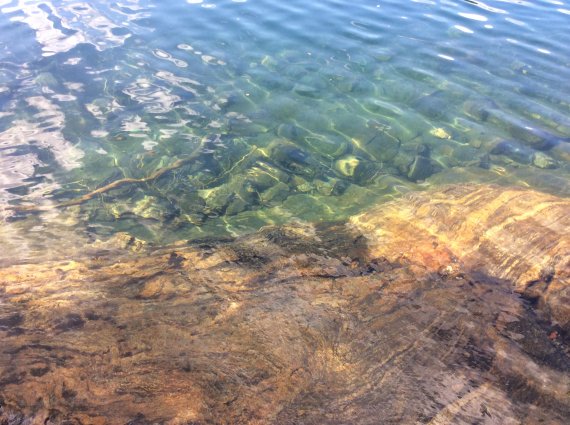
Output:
1 0 569 262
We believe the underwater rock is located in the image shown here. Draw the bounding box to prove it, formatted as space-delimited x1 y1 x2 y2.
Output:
266 96 299 121
260 181 291 203
491 140 558 169
360 97 402 118
490 140 535 164
508 123 567 151
407 155 433 181
220 91 255 113
225 196 250 216
265 140 317 178
314 178 348 197
429 127 452 139
211 137 257 175
1 185 569 424
182 212 207 225
479 153 492 169
132 196 169 220
463 98 499 122
532 151 557 169
275 123 309 143
335 155 361 178
200 175 258 215
331 111 370 140
282 62 310 80
34 72 59 89
290 175 312 192
245 161 290 191
228 118 269 137
350 121 401 163
483 107 568 151
293 74 328 98
334 154 376 182
348 77 376 95
293 83 319 98
405 144 442 182
297 109 333 133
107 195 175 222
378 77 423 104
412 89 452 120
550 142 570 163
91 232 147 252
367 131 401 162
174 192 207 217
304 134 349 159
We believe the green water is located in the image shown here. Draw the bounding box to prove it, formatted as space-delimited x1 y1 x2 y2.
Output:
1 0 569 261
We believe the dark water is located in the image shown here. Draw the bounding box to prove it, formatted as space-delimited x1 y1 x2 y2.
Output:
1 0 569 261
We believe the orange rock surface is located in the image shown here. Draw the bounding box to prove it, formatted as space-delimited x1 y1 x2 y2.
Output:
0 185 569 424
351 184 570 329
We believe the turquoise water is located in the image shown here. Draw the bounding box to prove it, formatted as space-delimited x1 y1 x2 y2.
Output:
1 0 569 260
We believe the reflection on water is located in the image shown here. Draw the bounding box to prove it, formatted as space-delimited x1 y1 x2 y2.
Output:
0 0 569 262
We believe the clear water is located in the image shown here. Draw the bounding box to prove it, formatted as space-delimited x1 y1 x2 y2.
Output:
1 0 569 262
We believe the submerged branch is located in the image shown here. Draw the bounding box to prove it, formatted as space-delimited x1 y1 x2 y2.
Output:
8 142 206 214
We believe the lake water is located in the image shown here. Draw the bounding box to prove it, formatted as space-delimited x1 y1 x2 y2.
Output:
1 0 569 262
1 1 570 423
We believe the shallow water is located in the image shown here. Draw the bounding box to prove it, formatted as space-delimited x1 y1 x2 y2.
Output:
1 2 570 422
0 0 569 260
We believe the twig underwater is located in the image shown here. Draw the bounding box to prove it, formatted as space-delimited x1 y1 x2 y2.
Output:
6 138 210 215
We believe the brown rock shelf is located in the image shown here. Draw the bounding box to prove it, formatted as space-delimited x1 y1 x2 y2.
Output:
1 185 569 424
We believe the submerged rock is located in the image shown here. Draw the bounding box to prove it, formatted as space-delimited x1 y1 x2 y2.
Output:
491 140 558 169
354 121 401 163
532 151 557 169
406 143 442 182
429 127 452 139
463 98 499 122
132 195 169 220
334 154 361 177
199 175 259 215
314 177 348 196
507 123 568 151
412 89 453 120
245 160 290 191
275 122 309 143
491 140 535 164
333 154 377 183
407 155 434 181
260 181 290 203
304 134 349 159
1 185 569 424
265 140 317 178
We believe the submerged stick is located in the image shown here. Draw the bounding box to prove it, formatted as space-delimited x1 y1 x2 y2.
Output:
8 143 207 214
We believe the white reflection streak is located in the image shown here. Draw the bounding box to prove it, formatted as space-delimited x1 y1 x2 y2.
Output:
0 97 83 203
123 78 181 113
2 0 147 56
25 96 84 169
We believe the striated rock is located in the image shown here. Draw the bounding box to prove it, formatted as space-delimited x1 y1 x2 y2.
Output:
351 184 570 330
1 185 569 424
